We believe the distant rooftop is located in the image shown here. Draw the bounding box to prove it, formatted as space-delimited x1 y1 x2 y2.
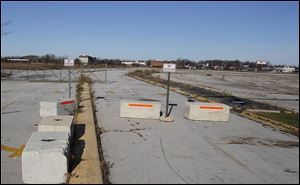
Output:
7 58 30 62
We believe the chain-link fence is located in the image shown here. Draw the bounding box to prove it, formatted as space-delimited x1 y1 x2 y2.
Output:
1 68 107 82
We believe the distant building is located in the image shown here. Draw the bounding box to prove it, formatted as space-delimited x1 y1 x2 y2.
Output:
122 60 146 66
256 60 268 65
7 58 30 62
136 61 146 66
79 55 92 65
122 61 134 65
282 66 296 73
150 60 164 68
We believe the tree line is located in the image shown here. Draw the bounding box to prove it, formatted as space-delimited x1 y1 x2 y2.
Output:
1 54 297 70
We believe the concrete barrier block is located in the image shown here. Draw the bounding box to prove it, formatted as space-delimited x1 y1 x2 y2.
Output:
38 116 74 137
120 99 161 119
22 131 69 184
58 99 77 116
39 101 58 117
40 99 77 117
184 102 230 122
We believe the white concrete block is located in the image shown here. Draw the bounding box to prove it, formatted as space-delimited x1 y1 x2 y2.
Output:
38 116 74 137
39 101 58 117
120 99 161 119
40 99 77 117
22 131 69 184
184 102 230 122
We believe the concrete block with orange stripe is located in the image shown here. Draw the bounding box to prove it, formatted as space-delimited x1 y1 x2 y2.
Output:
120 99 161 119
184 102 230 121
40 99 77 117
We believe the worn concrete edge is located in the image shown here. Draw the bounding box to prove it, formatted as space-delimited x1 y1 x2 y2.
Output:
90 81 112 184
127 73 299 137
68 80 104 184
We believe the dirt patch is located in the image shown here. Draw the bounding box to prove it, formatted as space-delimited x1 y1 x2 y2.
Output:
225 137 299 148
157 93 167 96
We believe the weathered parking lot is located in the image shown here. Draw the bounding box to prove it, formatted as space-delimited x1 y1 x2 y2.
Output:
1 68 299 184
94 69 299 184
152 70 299 113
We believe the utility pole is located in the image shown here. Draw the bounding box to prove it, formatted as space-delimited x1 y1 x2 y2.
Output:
68 67 71 98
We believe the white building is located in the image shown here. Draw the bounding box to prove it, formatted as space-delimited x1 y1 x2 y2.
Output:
256 60 268 65
282 66 295 73
136 61 146 66
78 55 92 65
122 61 134 65
7 58 30 62
121 60 146 66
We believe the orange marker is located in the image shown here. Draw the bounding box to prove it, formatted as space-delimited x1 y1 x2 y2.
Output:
128 104 153 108
200 106 224 110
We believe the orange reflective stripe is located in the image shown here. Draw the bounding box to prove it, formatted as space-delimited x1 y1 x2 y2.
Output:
200 106 224 110
128 104 153 108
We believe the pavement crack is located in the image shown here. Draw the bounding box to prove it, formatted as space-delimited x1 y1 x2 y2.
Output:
150 131 190 184
106 128 147 140
1 110 21 115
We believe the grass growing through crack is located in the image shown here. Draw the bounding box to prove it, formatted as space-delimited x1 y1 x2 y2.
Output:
256 112 299 128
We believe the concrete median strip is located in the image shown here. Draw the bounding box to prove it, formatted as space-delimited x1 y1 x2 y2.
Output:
22 131 70 184
184 102 231 121
68 81 103 184
120 99 161 119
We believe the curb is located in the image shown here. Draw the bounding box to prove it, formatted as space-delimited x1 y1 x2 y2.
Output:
68 81 103 184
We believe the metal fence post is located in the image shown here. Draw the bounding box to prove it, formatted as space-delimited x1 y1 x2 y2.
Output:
60 69 62 81
43 70 45 82
105 63 107 82
165 72 170 117
68 68 71 98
